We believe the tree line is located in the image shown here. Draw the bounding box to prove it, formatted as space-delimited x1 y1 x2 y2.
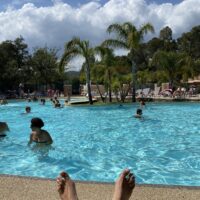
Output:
0 23 200 104
0 36 63 93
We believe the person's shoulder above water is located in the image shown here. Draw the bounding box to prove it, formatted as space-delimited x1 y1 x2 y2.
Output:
21 106 31 114
40 129 53 144
28 118 53 145
0 122 9 136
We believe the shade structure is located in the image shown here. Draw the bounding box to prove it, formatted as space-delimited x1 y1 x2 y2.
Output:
187 80 200 84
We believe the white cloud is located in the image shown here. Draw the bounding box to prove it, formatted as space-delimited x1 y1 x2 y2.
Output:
0 0 199 70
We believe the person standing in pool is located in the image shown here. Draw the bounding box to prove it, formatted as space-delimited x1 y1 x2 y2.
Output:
134 108 143 118
0 122 9 137
25 106 31 113
140 99 146 109
28 118 53 145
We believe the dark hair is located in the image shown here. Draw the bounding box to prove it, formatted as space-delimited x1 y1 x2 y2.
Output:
31 118 44 128
26 106 31 111
136 108 142 115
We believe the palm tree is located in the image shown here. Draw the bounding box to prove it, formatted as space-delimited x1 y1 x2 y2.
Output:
94 46 115 102
152 51 194 87
103 22 154 102
90 62 106 102
60 37 93 104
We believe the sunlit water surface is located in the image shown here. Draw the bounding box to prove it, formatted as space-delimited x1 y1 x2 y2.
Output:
0 100 200 186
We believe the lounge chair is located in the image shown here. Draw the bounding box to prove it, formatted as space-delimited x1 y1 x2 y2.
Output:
142 88 151 97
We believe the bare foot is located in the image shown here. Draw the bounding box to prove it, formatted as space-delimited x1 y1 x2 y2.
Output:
57 172 78 200
112 169 135 200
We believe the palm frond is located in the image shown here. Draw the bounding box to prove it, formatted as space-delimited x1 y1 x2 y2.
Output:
94 46 106 56
65 37 81 50
139 23 154 40
107 23 128 41
102 39 128 49
59 48 80 70
95 46 113 58
123 22 137 33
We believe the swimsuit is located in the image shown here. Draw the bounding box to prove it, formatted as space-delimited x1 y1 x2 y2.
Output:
0 134 6 137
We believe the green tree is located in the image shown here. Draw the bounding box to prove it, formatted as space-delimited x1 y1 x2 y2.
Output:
177 25 200 59
152 51 193 87
90 63 106 102
31 47 59 90
111 56 132 102
159 26 177 52
103 22 154 102
0 37 30 91
146 37 164 58
60 37 94 104
159 26 172 41
0 40 20 90
137 69 154 88
14 36 31 84
112 73 132 103
94 46 115 102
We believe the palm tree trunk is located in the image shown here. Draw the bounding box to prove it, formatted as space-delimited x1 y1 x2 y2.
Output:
131 60 136 102
96 82 104 102
85 63 93 105
108 69 112 102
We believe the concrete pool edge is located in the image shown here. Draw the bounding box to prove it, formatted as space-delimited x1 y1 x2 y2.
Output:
0 174 200 189
1 174 200 200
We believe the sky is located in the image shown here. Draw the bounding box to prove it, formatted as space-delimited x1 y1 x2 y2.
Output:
0 0 199 70
0 0 183 10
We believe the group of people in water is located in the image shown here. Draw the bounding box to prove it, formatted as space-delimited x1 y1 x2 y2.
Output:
50 97 62 108
27 96 66 108
1 97 146 138
0 117 53 144
1 115 135 200
0 97 140 200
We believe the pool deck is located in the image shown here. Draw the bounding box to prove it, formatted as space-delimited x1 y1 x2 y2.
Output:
68 98 97 105
0 175 200 200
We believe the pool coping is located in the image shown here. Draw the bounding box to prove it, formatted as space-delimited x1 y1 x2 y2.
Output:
1 174 200 190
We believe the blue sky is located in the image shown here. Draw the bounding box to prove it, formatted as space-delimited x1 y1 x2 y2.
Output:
0 0 183 11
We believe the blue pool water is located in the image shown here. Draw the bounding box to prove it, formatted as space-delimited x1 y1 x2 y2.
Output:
0 101 200 186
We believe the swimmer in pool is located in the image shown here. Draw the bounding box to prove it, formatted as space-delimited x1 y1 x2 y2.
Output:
40 99 46 105
140 100 146 108
28 118 53 145
25 106 31 113
134 108 143 118
0 122 9 137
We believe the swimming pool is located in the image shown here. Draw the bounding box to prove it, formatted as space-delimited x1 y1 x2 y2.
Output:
0 101 200 186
